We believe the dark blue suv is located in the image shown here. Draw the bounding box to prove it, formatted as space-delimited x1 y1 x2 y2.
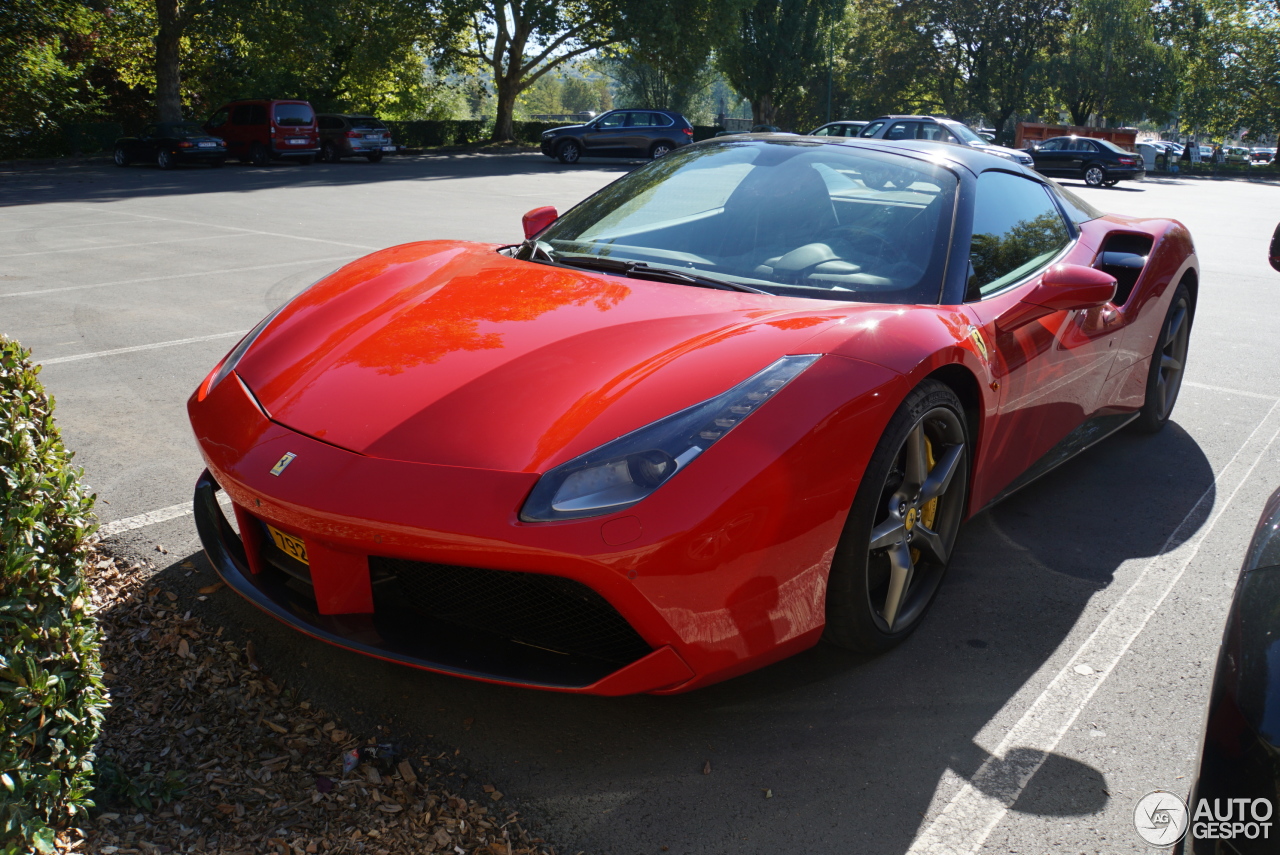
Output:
540 109 693 163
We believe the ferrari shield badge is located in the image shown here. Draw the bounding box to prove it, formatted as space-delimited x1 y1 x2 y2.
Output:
269 452 297 476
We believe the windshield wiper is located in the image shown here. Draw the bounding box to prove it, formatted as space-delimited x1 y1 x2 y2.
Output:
554 255 769 294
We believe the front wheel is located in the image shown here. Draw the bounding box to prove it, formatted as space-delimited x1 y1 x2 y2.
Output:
157 149 175 170
1132 282 1191 433
1084 164 1107 187
113 147 129 167
557 140 582 164
249 144 270 167
650 142 673 159
825 380 970 653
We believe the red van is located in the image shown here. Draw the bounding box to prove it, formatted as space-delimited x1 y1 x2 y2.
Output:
204 100 320 166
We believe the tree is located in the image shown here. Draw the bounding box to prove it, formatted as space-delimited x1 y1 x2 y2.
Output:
915 0 1069 140
716 0 845 126
1047 0 1176 127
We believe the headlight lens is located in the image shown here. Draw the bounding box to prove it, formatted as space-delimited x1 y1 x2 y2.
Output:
520 355 820 522
206 302 288 393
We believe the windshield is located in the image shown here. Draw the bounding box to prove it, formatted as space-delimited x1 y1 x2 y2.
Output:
163 123 208 139
350 117 387 130
533 140 958 304
274 104 314 126
1097 139 1130 154
942 121 984 145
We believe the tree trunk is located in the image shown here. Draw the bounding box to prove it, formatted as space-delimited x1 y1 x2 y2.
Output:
491 74 520 142
154 0 184 121
752 93 775 126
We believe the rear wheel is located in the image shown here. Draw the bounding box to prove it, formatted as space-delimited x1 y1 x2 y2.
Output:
113 147 129 167
650 141 673 159
157 149 175 170
320 143 338 163
1084 164 1107 187
1132 282 1191 433
825 380 970 653
366 152 383 163
557 140 582 164
249 144 270 167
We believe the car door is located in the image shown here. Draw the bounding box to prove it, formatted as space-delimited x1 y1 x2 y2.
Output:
626 111 662 154
581 111 631 155
131 124 159 161
1030 138 1069 175
962 171 1120 504
1066 138 1098 174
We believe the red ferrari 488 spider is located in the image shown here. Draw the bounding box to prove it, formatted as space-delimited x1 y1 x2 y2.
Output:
189 136 1197 695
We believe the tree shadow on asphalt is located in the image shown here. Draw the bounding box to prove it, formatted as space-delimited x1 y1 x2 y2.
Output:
158 418 1214 855
0 155 639 208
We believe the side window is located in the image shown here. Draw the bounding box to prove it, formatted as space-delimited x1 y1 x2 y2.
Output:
597 112 627 129
844 126 862 137
206 108 228 129
812 126 833 136
318 116 341 130
628 112 656 127
230 105 252 125
859 121 886 138
967 172 1072 300
1036 138 1064 151
249 105 268 125
918 123 948 141
885 121 915 141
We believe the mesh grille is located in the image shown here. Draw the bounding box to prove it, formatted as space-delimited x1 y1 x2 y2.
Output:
370 557 651 665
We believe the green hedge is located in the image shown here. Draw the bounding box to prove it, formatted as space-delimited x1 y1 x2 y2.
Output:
383 119 582 148
0 337 106 854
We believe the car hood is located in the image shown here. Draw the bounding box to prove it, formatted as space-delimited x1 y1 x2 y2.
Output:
235 241 854 472
545 124 586 135
974 142 1031 160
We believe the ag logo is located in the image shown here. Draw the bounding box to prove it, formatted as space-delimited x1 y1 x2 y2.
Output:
269 452 297 476
1134 791 1189 846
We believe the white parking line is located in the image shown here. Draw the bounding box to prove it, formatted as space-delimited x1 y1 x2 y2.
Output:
0 232 250 258
907 397 1280 855
0 255 355 298
62 205 381 252
41 330 247 365
1183 380 1279 400
0 218 145 235
97 494 232 538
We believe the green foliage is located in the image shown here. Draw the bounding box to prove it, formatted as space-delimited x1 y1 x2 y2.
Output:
92 759 186 813
383 119 576 146
0 338 106 854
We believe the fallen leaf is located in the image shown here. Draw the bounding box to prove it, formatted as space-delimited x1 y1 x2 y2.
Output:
329 729 348 743
261 717 288 734
377 803 403 813
702 760 711 775
397 759 418 785
197 582 224 595
177 638 189 659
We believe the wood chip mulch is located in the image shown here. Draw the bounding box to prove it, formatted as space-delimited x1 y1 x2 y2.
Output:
66 552 559 855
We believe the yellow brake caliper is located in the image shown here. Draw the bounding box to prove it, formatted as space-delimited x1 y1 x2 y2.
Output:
912 435 939 564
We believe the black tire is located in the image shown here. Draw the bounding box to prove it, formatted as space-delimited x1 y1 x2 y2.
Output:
209 158 225 168
157 149 175 170
249 144 271 167
650 141 673 159
366 152 384 163
825 380 970 653
557 140 582 164
1084 163 1107 187
113 147 129 167
320 143 338 163
1132 282 1191 433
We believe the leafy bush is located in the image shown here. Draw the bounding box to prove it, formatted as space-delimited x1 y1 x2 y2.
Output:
0 337 106 854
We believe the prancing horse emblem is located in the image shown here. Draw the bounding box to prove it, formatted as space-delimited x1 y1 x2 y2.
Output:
269 452 297 476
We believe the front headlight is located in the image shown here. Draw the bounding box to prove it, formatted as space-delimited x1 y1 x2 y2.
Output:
205 302 289 394
520 355 820 522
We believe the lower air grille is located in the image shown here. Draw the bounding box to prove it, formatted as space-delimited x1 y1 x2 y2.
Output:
370 557 651 665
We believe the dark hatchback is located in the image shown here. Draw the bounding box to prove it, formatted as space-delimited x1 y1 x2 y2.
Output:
540 109 693 164
1025 135 1144 187
113 122 228 169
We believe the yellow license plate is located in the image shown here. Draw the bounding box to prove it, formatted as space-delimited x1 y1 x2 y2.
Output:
266 525 308 565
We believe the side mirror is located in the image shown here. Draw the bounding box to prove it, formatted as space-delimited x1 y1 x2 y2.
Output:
1270 223 1280 272
998 264 1117 332
522 206 558 240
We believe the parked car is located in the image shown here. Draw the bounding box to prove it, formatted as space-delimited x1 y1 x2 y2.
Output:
1024 135 1144 187
809 121 869 137
1225 145 1251 164
1251 147 1275 163
539 109 693 163
1199 144 1214 160
204 100 320 166
317 114 396 163
1174 224 1280 855
113 122 227 169
189 136 1196 696
857 115 1035 166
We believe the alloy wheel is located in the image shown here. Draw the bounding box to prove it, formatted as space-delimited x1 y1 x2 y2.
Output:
1084 165 1105 186
866 408 967 631
113 148 127 167
1154 295 1190 421
652 143 672 159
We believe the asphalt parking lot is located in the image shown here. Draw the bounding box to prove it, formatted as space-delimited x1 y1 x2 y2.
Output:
3 155 1280 855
